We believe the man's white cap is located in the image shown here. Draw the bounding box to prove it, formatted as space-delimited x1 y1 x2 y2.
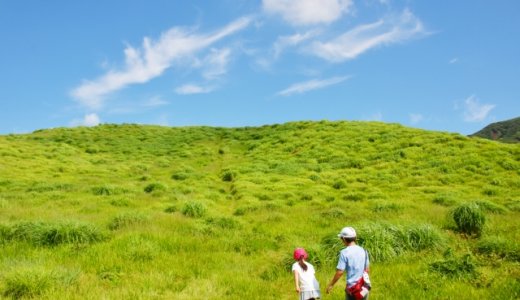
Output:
338 226 356 238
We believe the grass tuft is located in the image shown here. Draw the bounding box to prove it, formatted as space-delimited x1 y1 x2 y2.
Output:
181 201 207 218
7 221 106 246
452 202 485 236
2 268 54 299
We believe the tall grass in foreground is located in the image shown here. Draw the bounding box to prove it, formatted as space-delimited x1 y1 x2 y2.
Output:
1 268 54 299
321 223 443 263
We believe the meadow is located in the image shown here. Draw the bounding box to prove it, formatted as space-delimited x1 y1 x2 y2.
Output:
0 120 519 299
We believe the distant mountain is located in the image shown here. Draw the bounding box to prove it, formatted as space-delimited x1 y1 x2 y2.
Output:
471 117 520 143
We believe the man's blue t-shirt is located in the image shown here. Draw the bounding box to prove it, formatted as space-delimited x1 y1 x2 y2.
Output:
336 245 369 287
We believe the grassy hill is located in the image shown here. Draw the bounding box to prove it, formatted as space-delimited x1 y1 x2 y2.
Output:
0 121 519 299
471 116 520 143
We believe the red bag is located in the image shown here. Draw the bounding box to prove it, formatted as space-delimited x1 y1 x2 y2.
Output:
346 277 369 300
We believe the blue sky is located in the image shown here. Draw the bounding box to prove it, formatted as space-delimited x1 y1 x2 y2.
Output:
1 0 519 135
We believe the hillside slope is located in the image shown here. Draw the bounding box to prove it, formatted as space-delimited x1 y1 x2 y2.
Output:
471 116 520 143
0 121 519 299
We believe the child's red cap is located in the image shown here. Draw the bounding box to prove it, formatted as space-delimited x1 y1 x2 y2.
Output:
293 248 308 260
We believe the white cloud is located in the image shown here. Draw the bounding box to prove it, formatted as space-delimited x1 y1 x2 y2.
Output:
273 30 319 58
277 76 349 96
201 48 232 80
462 95 495 122
263 0 353 26
175 84 215 95
70 113 101 127
409 113 424 124
71 17 251 109
308 9 425 62
449 58 458 64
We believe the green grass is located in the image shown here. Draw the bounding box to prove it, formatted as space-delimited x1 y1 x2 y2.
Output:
0 121 519 299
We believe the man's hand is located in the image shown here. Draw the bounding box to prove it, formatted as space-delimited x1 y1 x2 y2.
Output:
296 287 301 293
327 269 344 294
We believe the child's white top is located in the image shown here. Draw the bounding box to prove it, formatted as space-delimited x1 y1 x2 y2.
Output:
292 261 320 292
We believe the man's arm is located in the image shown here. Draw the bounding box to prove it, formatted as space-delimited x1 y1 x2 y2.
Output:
326 269 344 294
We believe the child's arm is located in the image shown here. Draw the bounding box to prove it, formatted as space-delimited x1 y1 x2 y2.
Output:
293 270 301 293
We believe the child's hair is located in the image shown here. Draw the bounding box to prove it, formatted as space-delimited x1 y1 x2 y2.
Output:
298 257 308 271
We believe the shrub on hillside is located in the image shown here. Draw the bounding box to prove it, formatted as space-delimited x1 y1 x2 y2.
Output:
108 212 148 230
429 250 478 280
452 202 485 236
163 205 177 213
92 186 111 196
92 185 122 196
205 217 240 229
38 222 106 246
171 172 188 181
233 205 258 216
309 174 320 181
475 238 520 262
372 203 403 213
332 180 346 190
143 182 167 193
181 202 207 218
109 198 131 207
505 199 520 212
221 170 236 182
432 193 458 206
321 208 346 218
397 224 442 251
342 192 365 202
357 224 400 262
0 223 9 244
8 221 106 246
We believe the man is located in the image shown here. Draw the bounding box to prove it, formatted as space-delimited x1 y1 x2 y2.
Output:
326 226 370 300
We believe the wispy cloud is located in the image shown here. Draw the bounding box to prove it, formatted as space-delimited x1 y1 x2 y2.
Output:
277 76 349 96
175 84 215 95
449 58 458 64
70 113 101 127
263 0 353 26
308 9 425 62
71 17 251 109
197 48 232 80
461 95 495 122
409 113 424 124
273 30 319 58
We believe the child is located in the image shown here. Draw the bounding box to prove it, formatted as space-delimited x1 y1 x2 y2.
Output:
292 248 321 300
